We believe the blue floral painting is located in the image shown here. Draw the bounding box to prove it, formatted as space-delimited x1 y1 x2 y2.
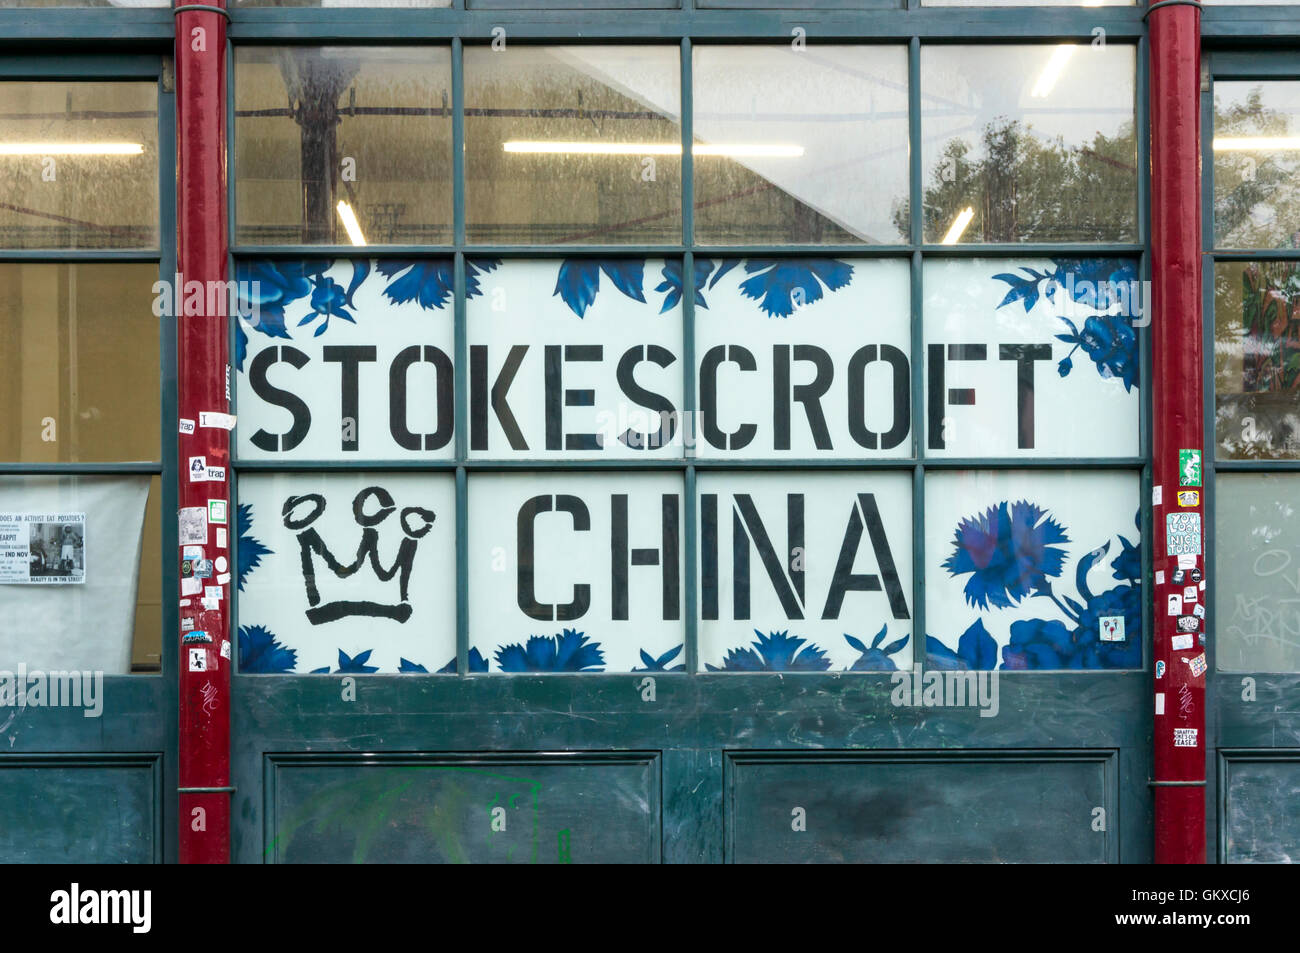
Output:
934 501 1142 670
706 628 911 672
494 629 605 673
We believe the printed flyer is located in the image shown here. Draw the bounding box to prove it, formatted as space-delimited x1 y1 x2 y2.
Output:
0 512 87 584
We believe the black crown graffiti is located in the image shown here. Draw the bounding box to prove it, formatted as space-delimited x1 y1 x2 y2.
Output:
282 486 435 625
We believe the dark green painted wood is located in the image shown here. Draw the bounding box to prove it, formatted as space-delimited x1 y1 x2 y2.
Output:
1218 751 1300 864
726 750 1116 863
0 756 161 863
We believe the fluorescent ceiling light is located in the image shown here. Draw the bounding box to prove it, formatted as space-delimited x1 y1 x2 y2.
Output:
1213 136 1300 151
1031 45 1076 99
336 200 367 246
940 207 975 245
503 141 804 158
0 143 144 156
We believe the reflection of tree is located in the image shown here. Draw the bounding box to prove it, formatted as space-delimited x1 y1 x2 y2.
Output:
1214 89 1300 248
894 117 1137 243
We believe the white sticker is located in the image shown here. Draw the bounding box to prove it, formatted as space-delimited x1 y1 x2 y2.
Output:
182 545 204 560
205 466 226 482
1166 512 1202 556
1099 616 1125 642
1155 693 1165 715
180 616 195 631
178 506 207 545
179 418 196 435
1199 580 1206 591
220 639 232 660
1167 594 1182 616
216 528 227 550
208 499 228 524
181 577 202 596
215 556 228 573
1193 603 1205 618
188 647 208 672
1177 554 1197 569
1183 585 1198 603
1153 485 1163 505
217 572 231 586
179 598 191 607
1155 570 1166 586
1173 727 1198 747
204 585 222 601
200 411 237 431
188 455 208 482
201 597 220 611
1172 633 1194 651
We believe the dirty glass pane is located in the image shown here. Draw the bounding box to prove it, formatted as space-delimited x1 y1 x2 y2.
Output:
692 45 909 245
920 44 1137 244
1216 473 1300 672
925 470 1142 671
234 47 452 246
233 1 447 6
0 263 160 463
924 0 1133 5
465 46 681 245
1214 260 1300 460
1214 81 1300 250
0 81 158 249
0 474 158 677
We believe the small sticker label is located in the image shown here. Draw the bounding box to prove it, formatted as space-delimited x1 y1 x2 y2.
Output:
215 556 228 573
1192 603 1205 618
1177 554 1198 569
1190 567 1203 583
181 559 193 579
205 466 226 482
188 647 208 672
1155 693 1165 715
216 527 227 550
220 639 232 660
182 545 203 560
1099 616 1125 642
1177 490 1200 507
1176 616 1200 634
1179 449 1202 487
208 499 228 524
1199 580 1206 591
1183 585 1197 603
188 455 207 482
180 617 194 631
199 411 237 431
179 418 196 435
1155 570 1166 586
1174 727 1198 747
204 585 222 601
1167 512 1202 556
216 572 231 586
181 577 202 596
201 596 219 611
182 630 212 645
1167 594 1182 616
1172 633 1194 651
1156 660 1166 679
194 559 213 579
178 506 207 545
1153 484 1163 505
1172 569 1186 585
1186 653 1207 677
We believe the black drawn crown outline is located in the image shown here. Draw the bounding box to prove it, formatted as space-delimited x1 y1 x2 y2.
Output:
282 486 435 625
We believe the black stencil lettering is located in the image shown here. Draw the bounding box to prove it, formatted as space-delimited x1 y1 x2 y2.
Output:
249 346 312 452
322 345 377 452
389 345 454 451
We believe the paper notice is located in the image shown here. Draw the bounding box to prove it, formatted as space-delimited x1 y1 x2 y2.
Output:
0 512 86 585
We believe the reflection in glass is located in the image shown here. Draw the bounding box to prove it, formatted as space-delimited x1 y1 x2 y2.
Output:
0 263 160 463
1216 473 1300 672
1215 260 1300 460
235 47 452 246
465 46 681 244
1214 82 1300 250
692 46 909 245
0 82 158 249
0 474 156 675
920 45 1137 244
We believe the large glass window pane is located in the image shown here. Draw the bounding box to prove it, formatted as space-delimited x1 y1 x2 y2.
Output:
234 47 452 246
692 45 909 245
468 472 684 673
1214 260 1300 460
0 81 158 249
925 470 1142 671
920 44 1137 244
693 257 911 459
233 258 457 462
467 258 684 460
1214 81 1300 250
0 263 160 463
924 258 1141 458
235 472 456 674
697 471 913 672
465 46 681 245
1216 472 1300 672
0 474 158 676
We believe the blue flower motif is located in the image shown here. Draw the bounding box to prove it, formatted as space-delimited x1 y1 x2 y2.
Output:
318 648 378 674
1112 534 1141 583
1001 618 1078 670
655 260 716 313
554 260 646 318
1055 314 1139 392
844 625 910 671
435 648 489 673
738 259 853 317
632 644 685 672
705 630 831 672
495 629 605 672
926 619 998 671
398 658 428 673
1044 258 1139 311
236 259 318 341
237 625 296 673
236 502 271 593
297 276 356 336
943 501 1070 610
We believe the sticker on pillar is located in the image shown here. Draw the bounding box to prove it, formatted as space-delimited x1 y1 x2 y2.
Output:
1167 594 1182 616
188 456 207 482
1177 554 1197 569
1155 660 1166 678
1173 727 1198 747
924 258 1140 459
1192 603 1205 619
1190 567 1202 583
234 258 462 462
1166 512 1202 556
1179 449 1202 487
179 418 196 435
1152 485 1162 505
926 470 1142 670
188 647 208 672
208 500 227 525
178 506 207 545
697 471 913 672
236 472 456 674
1185 652 1207 678
469 259 687 460
1172 634 1194 651
1155 692 1165 714
1176 615 1199 634
182 631 212 644
1183 585 1197 603
469 472 684 672
1177 490 1199 507
693 259 911 460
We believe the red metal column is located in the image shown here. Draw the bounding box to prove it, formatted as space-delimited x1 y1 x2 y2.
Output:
1148 0 1206 864
175 1 231 864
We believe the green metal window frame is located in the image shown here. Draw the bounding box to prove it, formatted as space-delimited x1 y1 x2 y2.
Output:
225 24 1154 679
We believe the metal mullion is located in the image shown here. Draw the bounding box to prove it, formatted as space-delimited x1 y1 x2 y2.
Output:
1210 249 1300 262
912 462 925 675
453 35 466 249
919 243 1147 257
684 464 698 674
231 245 457 258
234 459 460 471
0 250 161 263
457 245 687 258
681 36 697 675
456 465 469 676
910 37 925 674
690 245 913 258
916 457 1148 470
0 462 163 475
1214 459 1300 471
